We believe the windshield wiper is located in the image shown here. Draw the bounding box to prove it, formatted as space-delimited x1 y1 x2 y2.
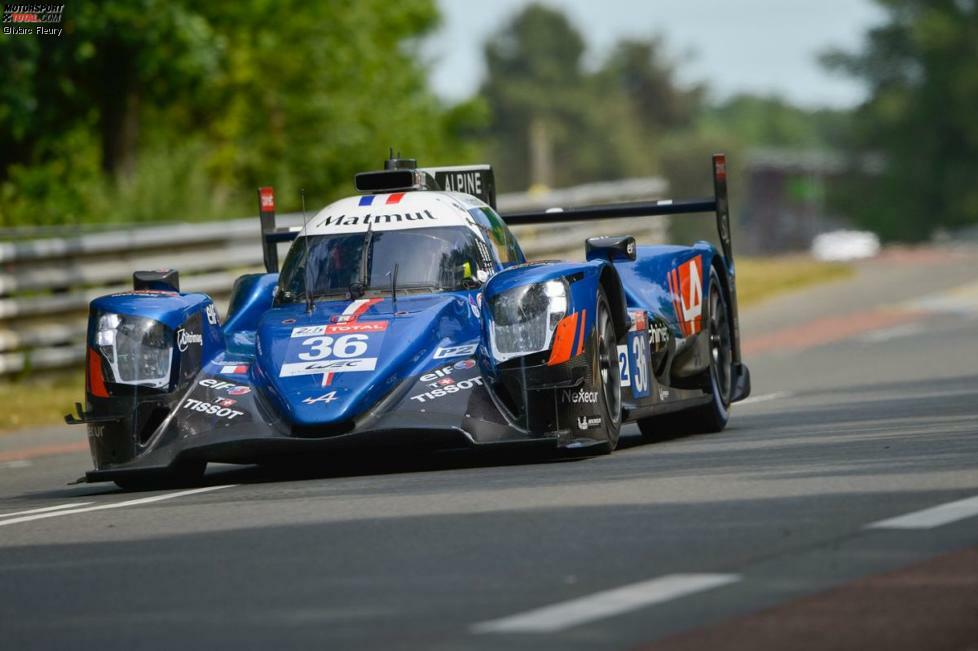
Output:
350 220 373 300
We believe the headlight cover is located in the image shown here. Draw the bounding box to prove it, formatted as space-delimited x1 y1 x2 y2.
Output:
96 313 173 388
489 279 568 361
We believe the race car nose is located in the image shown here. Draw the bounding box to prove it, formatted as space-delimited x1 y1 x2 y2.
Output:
258 293 481 432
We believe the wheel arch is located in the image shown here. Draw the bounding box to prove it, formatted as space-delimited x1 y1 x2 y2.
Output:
597 263 629 339
709 255 733 318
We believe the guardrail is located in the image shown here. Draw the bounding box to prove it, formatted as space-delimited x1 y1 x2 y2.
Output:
0 178 667 375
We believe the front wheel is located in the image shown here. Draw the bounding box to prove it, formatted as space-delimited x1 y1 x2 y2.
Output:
593 289 622 454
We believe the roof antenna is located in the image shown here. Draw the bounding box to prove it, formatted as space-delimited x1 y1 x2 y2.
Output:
301 189 314 315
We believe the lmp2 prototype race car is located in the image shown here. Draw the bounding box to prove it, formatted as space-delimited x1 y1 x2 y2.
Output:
68 154 750 488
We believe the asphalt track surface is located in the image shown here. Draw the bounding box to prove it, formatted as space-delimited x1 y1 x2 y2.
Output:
2 246 977 650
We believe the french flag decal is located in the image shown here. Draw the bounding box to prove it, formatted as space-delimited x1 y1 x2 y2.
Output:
221 365 249 375
386 192 405 205
359 195 375 206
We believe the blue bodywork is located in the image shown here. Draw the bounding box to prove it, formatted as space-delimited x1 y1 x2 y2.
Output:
77 179 748 484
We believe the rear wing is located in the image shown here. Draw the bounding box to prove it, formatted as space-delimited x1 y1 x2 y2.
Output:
500 154 733 267
500 154 741 367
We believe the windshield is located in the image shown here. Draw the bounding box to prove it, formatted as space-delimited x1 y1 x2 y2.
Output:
277 226 492 302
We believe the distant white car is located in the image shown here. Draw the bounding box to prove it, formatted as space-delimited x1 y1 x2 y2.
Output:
811 230 881 261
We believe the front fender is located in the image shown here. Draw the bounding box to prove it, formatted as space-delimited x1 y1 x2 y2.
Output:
84 290 225 469
481 260 613 366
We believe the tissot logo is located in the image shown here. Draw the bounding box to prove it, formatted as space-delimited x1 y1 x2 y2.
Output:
177 329 202 352
315 210 436 229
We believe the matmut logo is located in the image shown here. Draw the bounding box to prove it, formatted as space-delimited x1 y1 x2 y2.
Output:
314 210 436 229
667 255 703 337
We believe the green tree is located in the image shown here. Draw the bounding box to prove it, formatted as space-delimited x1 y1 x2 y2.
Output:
481 4 591 190
823 0 978 240
0 0 482 227
481 4 703 191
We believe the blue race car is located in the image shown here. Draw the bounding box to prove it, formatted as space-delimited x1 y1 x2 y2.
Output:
68 154 750 489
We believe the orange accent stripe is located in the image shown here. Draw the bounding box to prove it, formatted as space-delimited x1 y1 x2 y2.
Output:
668 270 685 337
87 347 108 398
742 309 923 356
575 308 587 356
547 312 579 366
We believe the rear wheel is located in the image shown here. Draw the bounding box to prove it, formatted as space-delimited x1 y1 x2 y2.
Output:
593 290 622 453
639 268 732 438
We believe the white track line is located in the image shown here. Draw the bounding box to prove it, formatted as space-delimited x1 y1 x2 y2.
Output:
867 495 978 530
858 322 925 343
736 392 789 407
0 485 234 528
472 573 740 634
0 502 94 519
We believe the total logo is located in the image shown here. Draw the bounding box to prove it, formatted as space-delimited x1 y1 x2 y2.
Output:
177 328 203 352
291 322 387 337
199 378 251 395
182 398 244 420
576 415 602 430
561 388 598 404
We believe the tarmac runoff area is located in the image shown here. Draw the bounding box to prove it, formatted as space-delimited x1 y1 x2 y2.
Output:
0 245 976 650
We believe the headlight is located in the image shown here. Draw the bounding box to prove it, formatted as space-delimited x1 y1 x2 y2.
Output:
96 313 173 388
489 279 568 361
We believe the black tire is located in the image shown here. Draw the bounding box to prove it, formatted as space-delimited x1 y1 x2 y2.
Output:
593 289 622 454
114 460 207 491
639 268 733 438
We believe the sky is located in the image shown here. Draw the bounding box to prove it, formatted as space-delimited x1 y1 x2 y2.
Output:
424 0 886 109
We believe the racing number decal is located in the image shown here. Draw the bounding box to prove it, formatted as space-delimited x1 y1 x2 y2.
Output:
626 328 651 399
623 310 651 399
630 336 649 396
618 345 630 387
297 335 369 361
280 300 387 380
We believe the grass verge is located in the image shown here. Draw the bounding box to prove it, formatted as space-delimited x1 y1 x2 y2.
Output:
0 370 83 433
735 255 853 308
